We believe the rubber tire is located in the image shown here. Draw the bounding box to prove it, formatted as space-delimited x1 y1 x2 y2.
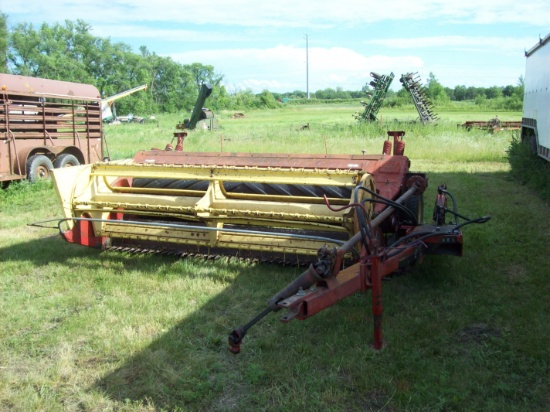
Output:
53 153 80 168
400 194 424 225
26 154 54 182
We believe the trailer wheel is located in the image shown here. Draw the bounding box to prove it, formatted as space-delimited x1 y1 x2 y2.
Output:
54 153 80 168
26 154 54 182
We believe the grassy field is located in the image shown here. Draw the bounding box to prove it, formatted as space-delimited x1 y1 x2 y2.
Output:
1 105 549 411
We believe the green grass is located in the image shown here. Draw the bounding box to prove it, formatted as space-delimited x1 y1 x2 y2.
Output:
1 105 548 411
109 106 518 164
507 136 550 203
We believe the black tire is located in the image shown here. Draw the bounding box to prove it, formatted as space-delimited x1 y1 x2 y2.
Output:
26 154 54 182
53 153 80 168
399 194 424 225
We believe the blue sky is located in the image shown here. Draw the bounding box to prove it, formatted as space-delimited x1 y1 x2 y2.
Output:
2 0 550 93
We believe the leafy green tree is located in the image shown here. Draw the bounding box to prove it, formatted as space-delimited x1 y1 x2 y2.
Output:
227 89 257 109
485 86 502 99
502 85 515 97
209 84 230 110
38 22 91 82
258 89 280 109
0 14 8 72
185 62 223 91
516 75 525 97
289 90 307 98
8 22 42 76
348 89 364 98
9 21 94 81
92 39 134 95
315 88 338 99
453 85 467 101
475 93 487 106
425 72 449 102
335 86 351 99
465 86 479 100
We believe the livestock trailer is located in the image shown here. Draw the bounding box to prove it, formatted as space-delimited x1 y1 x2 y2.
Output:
0 73 105 183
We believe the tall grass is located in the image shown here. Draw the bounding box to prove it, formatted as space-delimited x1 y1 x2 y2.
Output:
108 106 518 166
507 136 550 203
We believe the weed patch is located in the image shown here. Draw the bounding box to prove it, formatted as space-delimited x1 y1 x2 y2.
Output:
507 136 550 203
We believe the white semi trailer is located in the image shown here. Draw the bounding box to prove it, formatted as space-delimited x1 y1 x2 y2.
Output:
522 33 550 162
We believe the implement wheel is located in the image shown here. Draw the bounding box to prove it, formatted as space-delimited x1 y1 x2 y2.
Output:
399 194 424 225
26 154 54 182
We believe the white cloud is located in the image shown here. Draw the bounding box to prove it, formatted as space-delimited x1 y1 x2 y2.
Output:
364 36 537 53
3 0 544 92
90 25 242 43
4 0 550 29
170 45 425 92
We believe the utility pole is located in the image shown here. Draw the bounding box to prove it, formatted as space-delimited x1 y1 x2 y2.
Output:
305 34 309 99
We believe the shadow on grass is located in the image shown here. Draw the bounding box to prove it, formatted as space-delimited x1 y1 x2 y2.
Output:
89 256 391 411
90 170 548 410
83 171 522 410
5 171 548 410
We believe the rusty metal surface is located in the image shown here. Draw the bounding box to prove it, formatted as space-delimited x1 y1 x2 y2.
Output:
0 98 103 181
0 73 101 101
399 73 438 123
460 120 521 132
133 150 384 169
132 150 410 207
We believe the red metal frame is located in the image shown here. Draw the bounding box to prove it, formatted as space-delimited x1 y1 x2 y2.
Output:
275 228 461 350
61 213 103 247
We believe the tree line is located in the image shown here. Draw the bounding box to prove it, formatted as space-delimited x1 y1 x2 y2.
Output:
275 73 524 111
0 15 524 115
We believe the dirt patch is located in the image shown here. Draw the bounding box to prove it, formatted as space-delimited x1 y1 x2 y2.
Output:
455 323 502 344
505 264 529 283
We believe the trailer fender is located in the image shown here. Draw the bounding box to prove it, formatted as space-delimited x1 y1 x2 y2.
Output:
53 147 85 166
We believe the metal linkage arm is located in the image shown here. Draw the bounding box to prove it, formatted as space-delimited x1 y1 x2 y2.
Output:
228 183 423 354
228 251 334 354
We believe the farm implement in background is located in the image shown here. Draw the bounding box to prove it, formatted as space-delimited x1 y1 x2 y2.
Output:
176 83 217 131
101 84 148 123
399 73 439 124
354 72 395 122
0 73 105 183
460 118 522 133
355 72 438 124
166 83 216 155
49 130 489 352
